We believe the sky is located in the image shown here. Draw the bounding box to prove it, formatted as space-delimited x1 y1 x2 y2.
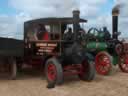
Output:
0 0 127 39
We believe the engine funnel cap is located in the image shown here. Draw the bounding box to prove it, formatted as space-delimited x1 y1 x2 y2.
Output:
112 5 120 16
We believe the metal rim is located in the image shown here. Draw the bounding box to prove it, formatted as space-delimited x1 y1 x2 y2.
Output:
47 63 57 81
79 60 88 77
95 52 111 75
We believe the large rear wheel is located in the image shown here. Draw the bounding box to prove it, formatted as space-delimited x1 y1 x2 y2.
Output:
95 51 112 75
45 58 63 85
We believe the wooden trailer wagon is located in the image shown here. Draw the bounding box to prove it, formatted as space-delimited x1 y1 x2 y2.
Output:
0 37 24 79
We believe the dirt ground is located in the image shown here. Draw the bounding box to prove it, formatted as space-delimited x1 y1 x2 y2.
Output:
0 67 128 96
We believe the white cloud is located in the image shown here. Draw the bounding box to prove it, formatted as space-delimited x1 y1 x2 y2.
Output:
10 0 79 17
0 15 16 38
0 12 31 39
80 5 100 18
0 0 127 39
0 0 108 39
82 0 107 5
10 0 108 18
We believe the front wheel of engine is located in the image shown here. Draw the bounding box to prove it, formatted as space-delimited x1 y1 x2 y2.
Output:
95 51 112 75
45 58 64 85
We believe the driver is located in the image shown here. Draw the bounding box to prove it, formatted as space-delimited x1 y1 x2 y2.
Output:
77 25 86 41
35 24 49 40
103 27 111 40
63 27 73 40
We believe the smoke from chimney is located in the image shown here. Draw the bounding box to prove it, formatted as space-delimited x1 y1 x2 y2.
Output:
112 4 121 16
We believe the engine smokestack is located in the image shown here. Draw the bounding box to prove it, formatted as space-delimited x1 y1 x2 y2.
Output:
73 10 80 40
112 5 120 39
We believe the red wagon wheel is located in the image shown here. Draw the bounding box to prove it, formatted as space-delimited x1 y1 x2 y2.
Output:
118 54 128 73
95 51 112 75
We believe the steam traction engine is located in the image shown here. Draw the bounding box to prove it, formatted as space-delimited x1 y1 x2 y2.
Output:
83 7 128 75
24 10 95 86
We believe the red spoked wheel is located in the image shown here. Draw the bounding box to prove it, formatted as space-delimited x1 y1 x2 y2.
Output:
118 54 128 73
115 44 123 55
95 51 112 75
45 58 63 85
78 59 95 81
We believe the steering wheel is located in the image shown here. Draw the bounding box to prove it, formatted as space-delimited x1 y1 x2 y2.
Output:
88 27 99 36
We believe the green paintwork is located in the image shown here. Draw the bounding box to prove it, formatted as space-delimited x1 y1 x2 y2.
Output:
112 55 119 65
95 32 105 40
86 42 108 51
84 29 120 66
